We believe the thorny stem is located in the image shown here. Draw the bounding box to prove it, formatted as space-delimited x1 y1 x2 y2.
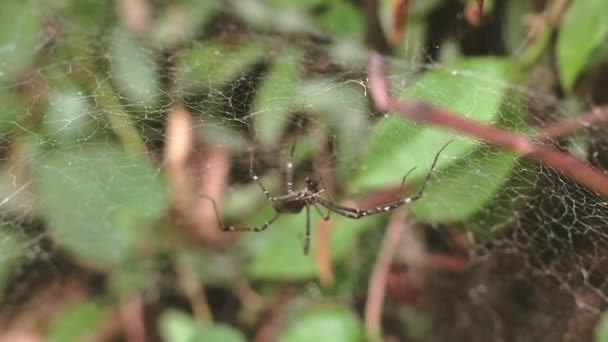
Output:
368 52 608 198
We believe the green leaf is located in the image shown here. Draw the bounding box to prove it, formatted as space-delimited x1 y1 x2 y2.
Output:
0 89 24 133
502 0 535 53
408 90 526 224
43 88 96 143
253 49 301 147
352 57 511 192
556 0 608 91
109 27 161 108
596 311 608 342
409 146 517 222
160 310 246 342
278 305 363 342
231 1 314 33
0 1 40 81
178 40 268 93
466 158 535 236
299 79 368 173
35 144 168 266
0 228 29 295
315 1 363 39
46 0 109 35
46 301 107 342
151 1 222 48
108 258 152 296
242 205 380 280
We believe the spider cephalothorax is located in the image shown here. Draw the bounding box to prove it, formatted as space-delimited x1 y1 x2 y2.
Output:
202 140 453 254
304 177 320 194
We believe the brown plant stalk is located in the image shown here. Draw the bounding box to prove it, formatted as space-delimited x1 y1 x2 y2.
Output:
364 209 406 338
367 52 608 198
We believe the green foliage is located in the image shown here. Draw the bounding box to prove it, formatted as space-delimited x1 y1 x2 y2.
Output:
314 1 363 39
179 40 269 93
241 204 381 280
46 301 107 342
109 28 161 108
0 228 28 295
0 0 606 340
253 48 302 147
160 310 246 342
352 58 516 222
410 147 517 222
35 145 168 266
150 1 222 48
0 90 24 133
299 79 369 172
44 87 96 143
596 311 608 342
0 1 40 81
556 0 608 91
278 305 364 342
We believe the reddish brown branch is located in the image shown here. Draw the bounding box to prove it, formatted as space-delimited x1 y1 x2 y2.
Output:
314 219 334 286
364 210 406 338
464 0 484 26
115 0 150 35
388 0 410 46
165 106 235 245
368 52 608 198
118 296 146 342
537 105 608 141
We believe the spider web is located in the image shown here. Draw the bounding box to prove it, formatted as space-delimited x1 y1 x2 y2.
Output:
0 0 607 339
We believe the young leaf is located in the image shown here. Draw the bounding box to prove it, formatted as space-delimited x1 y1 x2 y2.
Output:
46 301 107 342
278 306 363 342
556 0 608 91
0 1 40 80
35 144 168 266
109 28 161 108
160 310 246 342
253 48 301 147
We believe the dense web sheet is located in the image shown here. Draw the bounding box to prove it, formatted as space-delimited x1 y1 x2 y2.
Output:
1 1 608 339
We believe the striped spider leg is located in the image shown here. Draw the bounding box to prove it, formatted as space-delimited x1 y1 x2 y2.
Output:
202 140 453 254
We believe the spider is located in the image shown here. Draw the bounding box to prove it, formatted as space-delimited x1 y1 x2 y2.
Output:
201 140 453 254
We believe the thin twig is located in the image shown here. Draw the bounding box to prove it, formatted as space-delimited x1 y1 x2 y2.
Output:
368 52 608 198
165 106 235 245
174 254 213 323
253 284 293 342
116 0 150 35
537 105 608 141
389 0 410 46
464 0 484 26
314 218 334 286
118 296 146 342
365 209 406 339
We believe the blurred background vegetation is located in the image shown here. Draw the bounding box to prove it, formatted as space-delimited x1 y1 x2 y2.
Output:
1 0 608 341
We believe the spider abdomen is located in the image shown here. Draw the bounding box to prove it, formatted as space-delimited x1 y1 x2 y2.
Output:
272 193 306 214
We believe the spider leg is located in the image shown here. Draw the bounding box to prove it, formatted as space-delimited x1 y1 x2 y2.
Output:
312 203 331 221
303 205 311 254
315 185 422 219
315 198 372 219
200 194 280 232
399 166 417 195
249 170 275 202
313 172 333 220
313 139 454 219
286 140 295 194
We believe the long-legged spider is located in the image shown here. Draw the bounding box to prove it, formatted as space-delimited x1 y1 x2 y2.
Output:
201 140 453 254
